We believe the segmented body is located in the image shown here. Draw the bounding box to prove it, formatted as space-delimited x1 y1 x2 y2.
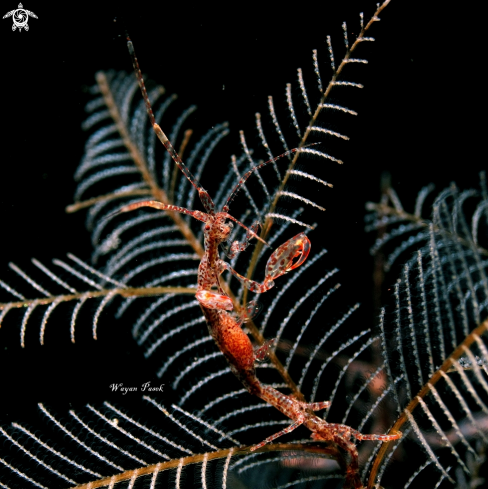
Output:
125 37 401 489
203 305 400 489
196 213 234 311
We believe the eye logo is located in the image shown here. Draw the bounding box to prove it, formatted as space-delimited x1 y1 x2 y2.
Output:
3 3 37 31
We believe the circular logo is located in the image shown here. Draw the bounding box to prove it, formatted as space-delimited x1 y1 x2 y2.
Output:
12 8 28 30
3 3 38 32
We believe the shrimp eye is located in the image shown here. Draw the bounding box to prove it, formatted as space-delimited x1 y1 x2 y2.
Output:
205 224 211 231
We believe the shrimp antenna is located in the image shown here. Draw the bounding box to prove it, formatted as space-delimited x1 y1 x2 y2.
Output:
222 143 321 212
126 36 208 200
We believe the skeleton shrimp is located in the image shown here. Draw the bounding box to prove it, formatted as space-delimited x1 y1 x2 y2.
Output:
123 37 401 489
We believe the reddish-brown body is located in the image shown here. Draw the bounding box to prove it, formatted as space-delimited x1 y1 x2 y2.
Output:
202 306 398 489
202 307 260 395
125 38 401 489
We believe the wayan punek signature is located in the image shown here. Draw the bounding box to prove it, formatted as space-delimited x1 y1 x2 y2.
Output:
109 382 165 395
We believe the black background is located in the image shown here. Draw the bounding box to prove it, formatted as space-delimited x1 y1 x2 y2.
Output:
0 0 485 425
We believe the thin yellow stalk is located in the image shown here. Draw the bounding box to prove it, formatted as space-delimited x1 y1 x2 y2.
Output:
244 1 392 303
86 72 204 258
367 317 488 488
69 442 338 489
367 202 488 257
0 286 195 318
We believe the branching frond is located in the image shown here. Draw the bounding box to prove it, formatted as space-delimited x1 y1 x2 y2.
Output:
50 2 392 399
365 175 488 488
0 398 341 489
0 254 194 346
243 1 391 298
0 2 423 488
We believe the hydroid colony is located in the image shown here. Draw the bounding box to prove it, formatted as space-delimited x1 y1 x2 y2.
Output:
0 1 487 488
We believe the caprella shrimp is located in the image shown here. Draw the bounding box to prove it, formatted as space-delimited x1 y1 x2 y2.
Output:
124 37 401 489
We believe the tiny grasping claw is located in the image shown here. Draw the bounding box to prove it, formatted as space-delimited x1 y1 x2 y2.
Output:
127 36 394 488
354 430 402 441
307 401 331 411
254 338 275 362
220 233 311 295
265 233 311 282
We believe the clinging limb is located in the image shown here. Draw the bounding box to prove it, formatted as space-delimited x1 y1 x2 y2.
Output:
221 232 311 294
124 36 401 489
122 37 317 312
116 200 209 223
